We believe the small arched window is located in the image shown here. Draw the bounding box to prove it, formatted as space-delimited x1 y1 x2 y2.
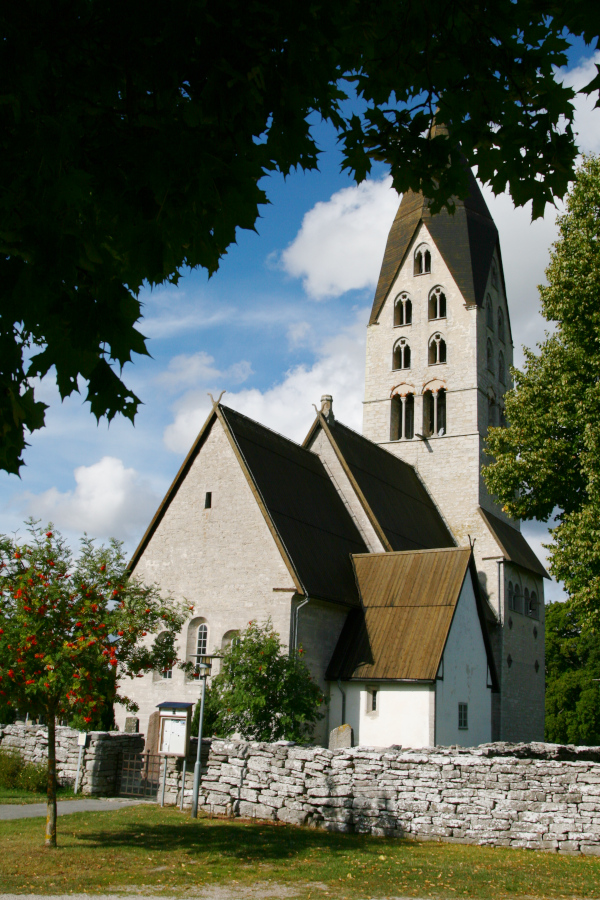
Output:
429 287 447 320
414 246 431 275
394 293 412 327
393 338 411 370
196 623 208 659
497 307 505 343
491 259 499 290
390 393 415 441
221 630 240 652
508 581 514 610
498 351 505 384
487 338 494 372
513 584 523 614
528 591 539 619
486 294 494 330
488 396 497 429
428 333 446 365
499 405 507 427
423 388 446 437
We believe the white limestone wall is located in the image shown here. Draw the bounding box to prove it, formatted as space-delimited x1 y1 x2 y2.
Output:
306 428 386 553
435 574 492 746
329 681 434 748
117 418 295 735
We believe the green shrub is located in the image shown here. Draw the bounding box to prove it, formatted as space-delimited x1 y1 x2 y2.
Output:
0 749 24 788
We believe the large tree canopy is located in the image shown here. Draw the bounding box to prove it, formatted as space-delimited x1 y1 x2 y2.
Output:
1 1 599 473
484 156 600 623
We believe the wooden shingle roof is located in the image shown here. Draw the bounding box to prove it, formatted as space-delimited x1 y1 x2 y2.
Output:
327 548 498 687
369 164 503 325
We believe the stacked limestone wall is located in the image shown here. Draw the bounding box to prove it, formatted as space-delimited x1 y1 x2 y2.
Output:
0 723 143 795
164 740 600 855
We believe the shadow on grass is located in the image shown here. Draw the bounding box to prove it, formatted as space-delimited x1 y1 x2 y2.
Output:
78 813 390 863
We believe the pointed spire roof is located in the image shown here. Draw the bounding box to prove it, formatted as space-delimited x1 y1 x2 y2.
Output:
369 164 501 325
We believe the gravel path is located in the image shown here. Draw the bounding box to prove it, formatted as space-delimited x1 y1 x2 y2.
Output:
0 799 147 820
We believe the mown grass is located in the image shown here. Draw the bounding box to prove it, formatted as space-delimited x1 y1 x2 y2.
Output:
0 804 599 899
0 785 77 805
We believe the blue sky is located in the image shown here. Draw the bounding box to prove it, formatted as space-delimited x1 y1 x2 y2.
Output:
2 47 599 603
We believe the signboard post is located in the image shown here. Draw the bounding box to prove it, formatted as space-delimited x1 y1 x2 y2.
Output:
74 732 88 795
156 702 193 807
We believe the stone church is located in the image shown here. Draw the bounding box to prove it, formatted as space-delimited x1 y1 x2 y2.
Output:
117 168 547 748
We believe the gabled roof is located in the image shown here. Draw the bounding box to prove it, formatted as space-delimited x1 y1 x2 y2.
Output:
369 163 503 325
327 548 499 688
220 406 366 605
304 414 455 552
479 508 549 579
129 402 367 607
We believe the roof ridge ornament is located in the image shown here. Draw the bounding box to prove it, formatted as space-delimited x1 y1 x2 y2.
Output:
207 390 226 407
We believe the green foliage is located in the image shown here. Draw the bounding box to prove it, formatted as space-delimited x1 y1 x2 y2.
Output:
545 599 600 745
0 750 47 793
205 620 325 743
1 2 597 472
484 156 600 622
190 683 222 739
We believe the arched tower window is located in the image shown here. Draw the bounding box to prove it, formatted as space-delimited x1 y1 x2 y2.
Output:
414 246 431 275
488 396 496 429
508 581 514 610
393 338 411 370
498 351 505 385
423 388 446 437
390 393 415 441
528 591 539 619
186 617 209 678
394 293 412 326
428 333 446 365
491 259 499 290
513 583 523 614
428 286 447 320
487 338 494 372
486 294 494 330
497 307 505 343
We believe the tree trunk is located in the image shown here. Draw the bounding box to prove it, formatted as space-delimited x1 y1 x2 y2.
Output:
45 713 57 848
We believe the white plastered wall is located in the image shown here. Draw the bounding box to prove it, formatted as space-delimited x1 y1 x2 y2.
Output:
435 572 492 746
329 681 435 748
116 417 295 736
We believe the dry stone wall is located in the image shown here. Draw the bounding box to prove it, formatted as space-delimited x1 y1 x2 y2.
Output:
0 723 143 795
164 740 600 856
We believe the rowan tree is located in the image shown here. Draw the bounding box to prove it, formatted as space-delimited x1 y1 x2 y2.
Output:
204 619 325 743
1 1 599 473
484 156 600 623
0 520 187 847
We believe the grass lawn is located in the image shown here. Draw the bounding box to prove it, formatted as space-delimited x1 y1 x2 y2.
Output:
0 804 599 899
0 786 78 805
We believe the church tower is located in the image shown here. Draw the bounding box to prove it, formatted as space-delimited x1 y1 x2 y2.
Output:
363 166 547 741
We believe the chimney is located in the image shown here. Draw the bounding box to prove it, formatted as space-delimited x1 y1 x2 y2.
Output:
320 394 334 422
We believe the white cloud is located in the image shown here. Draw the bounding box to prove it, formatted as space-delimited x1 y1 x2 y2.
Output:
278 176 400 300
163 312 368 452
157 352 253 392
287 321 312 349
558 51 600 155
22 457 160 543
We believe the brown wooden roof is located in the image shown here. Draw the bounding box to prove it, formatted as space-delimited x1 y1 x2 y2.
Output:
479 508 549 579
304 415 455 552
327 548 498 687
369 163 504 325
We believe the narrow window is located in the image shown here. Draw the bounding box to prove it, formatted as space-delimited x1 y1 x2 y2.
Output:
390 395 402 441
488 396 496 429
498 351 505 385
499 405 507 427
508 581 514 610
429 333 446 365
487 338 494 372
458 702 468 730
486 294 494 330
423 389 446 437
497 307 505 343
414 251 423 275
205 492 212 509
429 287 447 320
372 689 378 712
393 338 411 370
513 584 523 614
394 293 412 327
405 394 415 439
529 591 539 619
195 623 208 673
424 250 431 273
